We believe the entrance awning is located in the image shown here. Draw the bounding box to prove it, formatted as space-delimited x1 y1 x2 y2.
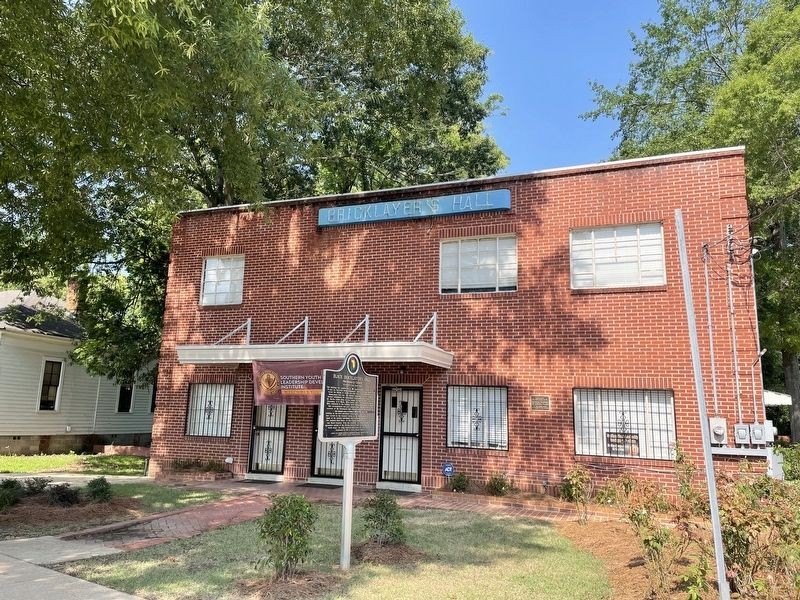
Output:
176 341 454 369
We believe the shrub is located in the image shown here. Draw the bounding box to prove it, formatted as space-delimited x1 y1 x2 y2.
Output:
0 478 23 494
0 487 22 511
486 472 510 496
85 477 113 502
594 482 618 506
560 465 592 523
775 444 800 480
362 490 405 545
170 458 227 473
22 477 52 496
257 494 317 579
450 472 469 493
46 483 81 507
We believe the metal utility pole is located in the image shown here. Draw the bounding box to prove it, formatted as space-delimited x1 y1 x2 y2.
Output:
675 210 730 600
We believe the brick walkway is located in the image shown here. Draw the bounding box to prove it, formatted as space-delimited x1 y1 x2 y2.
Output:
67 481 615 551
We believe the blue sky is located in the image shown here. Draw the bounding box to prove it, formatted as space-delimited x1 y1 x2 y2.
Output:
453 0 660 174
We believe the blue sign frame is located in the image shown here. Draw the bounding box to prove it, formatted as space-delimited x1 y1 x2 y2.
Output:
318 189 511 227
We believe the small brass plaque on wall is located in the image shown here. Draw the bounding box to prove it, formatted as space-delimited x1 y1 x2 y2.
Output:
530 395 550 411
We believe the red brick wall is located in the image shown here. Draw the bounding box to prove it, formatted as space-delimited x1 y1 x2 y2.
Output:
150 149 762 495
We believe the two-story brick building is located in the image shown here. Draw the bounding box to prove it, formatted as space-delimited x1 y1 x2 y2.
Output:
150 146 764 493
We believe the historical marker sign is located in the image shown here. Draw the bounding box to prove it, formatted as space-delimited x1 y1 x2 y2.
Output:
319 354 378 442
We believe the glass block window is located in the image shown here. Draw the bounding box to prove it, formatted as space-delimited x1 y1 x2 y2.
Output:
447 386 508 450
186 384 234 437
201 255 244 305
573 388 676 460
440 236 517 293
570 223 665 289
38 360 64 411
117 384 133 412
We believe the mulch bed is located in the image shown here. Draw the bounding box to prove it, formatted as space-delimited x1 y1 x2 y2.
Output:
236 572 342 600
558 520 652 600
0 495 141 538
352 540 426 566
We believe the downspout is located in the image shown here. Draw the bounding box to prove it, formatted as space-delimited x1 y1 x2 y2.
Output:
92 377 101 434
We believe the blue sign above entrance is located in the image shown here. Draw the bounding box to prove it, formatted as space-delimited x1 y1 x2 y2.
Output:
318 189 511 227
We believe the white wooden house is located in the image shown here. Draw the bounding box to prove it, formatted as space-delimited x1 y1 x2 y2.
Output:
0 291 153 454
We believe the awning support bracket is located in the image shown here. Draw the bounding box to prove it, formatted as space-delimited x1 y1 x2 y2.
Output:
276 316 309 344
342 315 369 343
213 318 252 345
413 312 437 346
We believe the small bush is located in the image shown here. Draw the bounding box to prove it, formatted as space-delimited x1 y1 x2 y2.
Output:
22 477 52 496
560 465 592 524
85 477 113 502
257 494 317 579
594 482 618 506
362 490 405 545
46 483 81 507
776 444 800 480
0 478 23 494
486 472 510 496
0 487 22 511
450 472 469 493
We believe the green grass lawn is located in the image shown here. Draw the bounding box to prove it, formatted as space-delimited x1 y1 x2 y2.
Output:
61 505 612 600
0 453 147 476
0 483 225 539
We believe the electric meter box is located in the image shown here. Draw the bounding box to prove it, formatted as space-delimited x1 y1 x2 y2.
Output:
709 417 727 445
733 423 751 445
764 419 776 444
749 423 766 445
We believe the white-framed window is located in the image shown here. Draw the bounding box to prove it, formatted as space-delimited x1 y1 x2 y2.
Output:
37 358 65 411
440 236 517 294
200 255 244 305
117 384 134 413
447 386 508 450
186 383 234 437
570 223 665 289
573 388 676 460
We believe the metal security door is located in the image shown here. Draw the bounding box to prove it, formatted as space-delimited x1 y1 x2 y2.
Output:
311 406 344 478
249 404 287 473
380 387 421 483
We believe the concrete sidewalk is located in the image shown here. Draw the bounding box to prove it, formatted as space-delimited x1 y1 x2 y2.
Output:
0 552 142 600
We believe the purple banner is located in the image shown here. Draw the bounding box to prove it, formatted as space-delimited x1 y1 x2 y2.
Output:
253 361 340 405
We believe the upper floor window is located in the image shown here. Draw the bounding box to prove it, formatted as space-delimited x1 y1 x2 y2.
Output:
201 255 244 305
117 384 134 413
38 359 64 411
570 223 665 289
440 236 517 294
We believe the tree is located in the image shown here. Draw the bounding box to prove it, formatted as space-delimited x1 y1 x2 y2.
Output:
0 0 505 383
585 0 800 440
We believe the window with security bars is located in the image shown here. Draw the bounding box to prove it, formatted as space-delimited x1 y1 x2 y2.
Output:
447 386 508 450
201 255 244 305
570 223 665 289
186 384 234 437
38 360 64 411
573 388 676 460
440 236 517 293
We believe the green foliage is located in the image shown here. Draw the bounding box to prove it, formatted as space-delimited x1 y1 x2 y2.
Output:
84 477 113 502
0 479 23 511
257 494 317 579
450 471 470 493
485 472 511 496
362 491 405 546
45 483 81 507
775 444 800 480
681 554 710 600
594 482 618 506
560 465 593 524
22 477 52 496
717 474 800 597
1 0 506 382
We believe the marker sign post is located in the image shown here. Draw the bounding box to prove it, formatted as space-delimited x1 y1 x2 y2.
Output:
318 353 378 570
